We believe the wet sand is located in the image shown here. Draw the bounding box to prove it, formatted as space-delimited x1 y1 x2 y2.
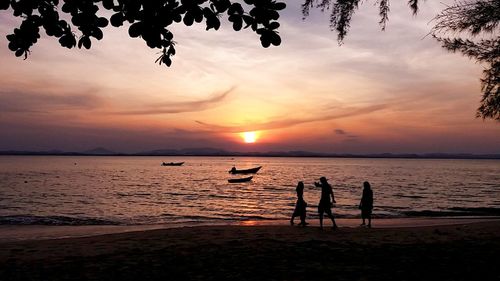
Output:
1 220 499 280
2 217 498 242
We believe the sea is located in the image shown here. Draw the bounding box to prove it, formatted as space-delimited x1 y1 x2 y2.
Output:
0 156 499 227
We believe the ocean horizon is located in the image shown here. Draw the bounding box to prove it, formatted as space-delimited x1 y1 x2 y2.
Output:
1 148 499 159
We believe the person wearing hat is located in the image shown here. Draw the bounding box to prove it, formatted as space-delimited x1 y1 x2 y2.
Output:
315 176 338 230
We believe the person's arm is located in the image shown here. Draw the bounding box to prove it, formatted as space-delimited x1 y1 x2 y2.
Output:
331 187 336 203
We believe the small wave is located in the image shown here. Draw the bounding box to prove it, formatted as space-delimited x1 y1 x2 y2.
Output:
448 207 500 216
162 191 193 196
170 214 277 222
375 205 408 210
116 192 152 197
207 194 235 199
234 215 274 221
394 194 426 199
178 215 217 221
192 178 210 182
402 207 500 217
0 215 121 226
160 213 177 218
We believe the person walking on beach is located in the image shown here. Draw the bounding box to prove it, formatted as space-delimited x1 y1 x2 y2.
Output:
359 181 374 228
290 181 308 226
315 177 338 230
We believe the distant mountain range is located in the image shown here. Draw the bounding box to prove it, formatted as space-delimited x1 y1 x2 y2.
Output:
0 147 499 159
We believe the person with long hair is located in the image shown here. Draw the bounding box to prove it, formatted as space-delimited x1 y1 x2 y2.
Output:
359 181 374 228
290 181 308 226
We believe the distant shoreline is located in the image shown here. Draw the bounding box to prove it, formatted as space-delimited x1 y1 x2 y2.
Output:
1 151 499 159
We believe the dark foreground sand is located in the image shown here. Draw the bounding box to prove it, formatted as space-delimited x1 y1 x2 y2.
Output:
1 221 499 280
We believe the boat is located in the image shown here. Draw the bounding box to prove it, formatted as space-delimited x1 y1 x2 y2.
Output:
228 166 262 174
228 176 253 183
161 162 184 166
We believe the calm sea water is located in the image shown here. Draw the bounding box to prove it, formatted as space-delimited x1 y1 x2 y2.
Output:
0 156 499 226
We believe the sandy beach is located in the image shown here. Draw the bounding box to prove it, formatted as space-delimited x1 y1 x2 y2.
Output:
1 219 499 280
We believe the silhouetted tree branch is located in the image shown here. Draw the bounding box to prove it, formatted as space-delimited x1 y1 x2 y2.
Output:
431 0 499 121
303 0 499 121
302 0 418 43
0 0 286 66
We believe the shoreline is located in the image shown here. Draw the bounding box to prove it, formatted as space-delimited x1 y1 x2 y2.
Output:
1 216 499 242
1 220 499 280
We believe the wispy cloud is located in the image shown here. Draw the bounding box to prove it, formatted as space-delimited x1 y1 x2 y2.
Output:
0 89 103 113
196 104 388 132
113 87 235 115
334 128 360 142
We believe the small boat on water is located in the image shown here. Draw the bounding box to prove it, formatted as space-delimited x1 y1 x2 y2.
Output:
161 162 185 166
229 166 262 174
228 176 253 183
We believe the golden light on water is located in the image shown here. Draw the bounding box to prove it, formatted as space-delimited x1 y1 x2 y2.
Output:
242 131 257 143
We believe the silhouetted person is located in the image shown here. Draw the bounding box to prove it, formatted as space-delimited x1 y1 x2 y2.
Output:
359 181 374 228
315 177 338 230
230 167 236 173
290 181 308 226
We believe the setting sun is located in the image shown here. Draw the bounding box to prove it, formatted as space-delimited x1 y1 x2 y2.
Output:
242 132 257 143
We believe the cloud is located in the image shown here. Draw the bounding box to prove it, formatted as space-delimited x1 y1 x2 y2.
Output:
0 89 103 113
196 103 388 132
334 128 360 142
113 87 235 115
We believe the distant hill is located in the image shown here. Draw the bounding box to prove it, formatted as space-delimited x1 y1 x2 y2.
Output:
0 148 499 159
0 147 120 156
83 147 118 155
137 147 229 156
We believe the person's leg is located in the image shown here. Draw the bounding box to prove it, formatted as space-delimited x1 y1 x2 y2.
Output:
290 214 295 225
300 212 307 225
361 212 366 225
367 214 372 228
331 215 337 229
318 205 324 229
325 208 337 229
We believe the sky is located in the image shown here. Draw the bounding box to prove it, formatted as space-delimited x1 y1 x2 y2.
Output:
0 1 499 154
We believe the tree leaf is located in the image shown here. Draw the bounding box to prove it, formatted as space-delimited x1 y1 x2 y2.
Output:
128 22 143 37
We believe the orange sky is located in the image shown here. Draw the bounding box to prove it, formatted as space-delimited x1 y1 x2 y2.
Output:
0 1 498 153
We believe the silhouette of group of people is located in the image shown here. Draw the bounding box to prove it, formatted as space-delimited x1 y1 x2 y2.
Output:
290 177 373 229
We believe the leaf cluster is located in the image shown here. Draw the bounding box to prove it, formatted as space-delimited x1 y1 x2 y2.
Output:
432 0 500 120
1 0 286 66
